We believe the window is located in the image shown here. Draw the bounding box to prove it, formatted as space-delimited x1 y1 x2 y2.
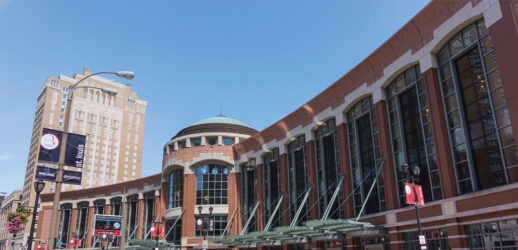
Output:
405 229 448 249
196 164 229 205
287 135 308 225
169 169 184 208
223 137 234 146
94 199 105 214
166 219 182 246
143 192 155 239
58 203 72 247
347 97 385 216
207 137 218 145
263 148 281 228
126 195 139 239
387 65 441 207
195 215 227 237
192 138 202 147
76 201 89 247
438 19 518 194
314 118 343 219
240 162 257 233
467 219 518 249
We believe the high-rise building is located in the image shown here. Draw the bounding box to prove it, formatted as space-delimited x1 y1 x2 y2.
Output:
19 67 146 246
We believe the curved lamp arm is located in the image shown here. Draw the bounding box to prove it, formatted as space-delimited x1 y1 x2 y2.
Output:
68 71 134 100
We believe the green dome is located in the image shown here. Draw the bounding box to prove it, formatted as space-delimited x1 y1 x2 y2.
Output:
192 115 252 128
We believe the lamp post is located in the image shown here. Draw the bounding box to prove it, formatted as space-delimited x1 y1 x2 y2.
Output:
152 216 166 250
197 206 213 250
402 163 425 248
27 180 46 250
47 70 135 250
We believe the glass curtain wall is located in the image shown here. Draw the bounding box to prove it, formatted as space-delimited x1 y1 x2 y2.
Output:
286 135 308 225
437 19 518 193
386 65 441 207
240 162 257 233
314 118 343 219
196 164 229 205
168 169 184 209
347 97 385 215
263 148 281 228
58 203 72 248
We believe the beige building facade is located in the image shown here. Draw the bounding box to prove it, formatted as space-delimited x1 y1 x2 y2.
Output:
18 67 146 248
0 190 21 250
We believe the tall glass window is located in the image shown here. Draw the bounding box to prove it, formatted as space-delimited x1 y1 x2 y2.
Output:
110 197 122 216
76 201 89 246
166 219 182 246
94 199 105 214
143 192 155 239
438 19 518 193
287 135 308 225
196 164 229 205
126 195 139 239
263 148 281 228
387 65 441 207
240 162 257 233
314 118 343 219
58 203 72 248
347 97 385 215
169 169 184 208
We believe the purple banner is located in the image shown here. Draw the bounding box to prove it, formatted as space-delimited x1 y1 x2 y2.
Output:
63 170 82 185
64 133 86 168
35 166 57 182
38 128 62 164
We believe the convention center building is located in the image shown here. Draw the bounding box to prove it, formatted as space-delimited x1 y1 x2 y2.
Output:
36 0 518 249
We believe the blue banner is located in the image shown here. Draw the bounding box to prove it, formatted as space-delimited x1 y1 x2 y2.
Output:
35 166 57 182
38 128 62 164
63 170 82 185
65 133 86 168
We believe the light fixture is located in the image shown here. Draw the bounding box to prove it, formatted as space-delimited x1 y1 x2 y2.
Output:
115 71 135 80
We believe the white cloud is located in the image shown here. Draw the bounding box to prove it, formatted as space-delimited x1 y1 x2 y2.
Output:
0 153 13 161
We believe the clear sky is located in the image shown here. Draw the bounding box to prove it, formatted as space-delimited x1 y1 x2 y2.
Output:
0 0 430 194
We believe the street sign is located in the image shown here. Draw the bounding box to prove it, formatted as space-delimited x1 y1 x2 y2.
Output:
202 239 208 249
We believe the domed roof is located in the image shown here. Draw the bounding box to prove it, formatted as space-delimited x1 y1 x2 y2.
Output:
191 115 252 128
171 115 257 140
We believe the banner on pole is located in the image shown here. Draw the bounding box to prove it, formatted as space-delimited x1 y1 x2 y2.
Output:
38 128 62 164
64 133 86 168
35 166 57 182
405 182 424 206
63 170 82 185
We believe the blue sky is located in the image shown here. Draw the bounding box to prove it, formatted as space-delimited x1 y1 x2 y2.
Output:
0 0 430 194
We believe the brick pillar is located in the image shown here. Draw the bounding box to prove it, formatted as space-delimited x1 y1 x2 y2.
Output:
305 140 319 220
69 207 78 246
85 205 94 248
279 153 290 226
388 228 405 250
136 195 144 239
105 204 111 215
182 174 197 238
375 101 398 210
227 173 240 235
336 123 354 218
423 68 457 198
255 164 265 231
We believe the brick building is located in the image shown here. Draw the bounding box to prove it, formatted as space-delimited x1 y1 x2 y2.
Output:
37 0 518 249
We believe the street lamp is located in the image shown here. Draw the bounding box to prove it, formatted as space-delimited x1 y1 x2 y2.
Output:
47 70 135 250
402 163 425 248
197 206 213 242
27 180 45 250
152 217 166 250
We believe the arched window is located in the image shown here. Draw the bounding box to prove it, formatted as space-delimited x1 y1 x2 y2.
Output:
196 164 229 205
169 169 184 209
314 118 343 219
437 19 518 193
263 148 281 228
347 96 385 215
287 135 308 225
387 65 441 207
